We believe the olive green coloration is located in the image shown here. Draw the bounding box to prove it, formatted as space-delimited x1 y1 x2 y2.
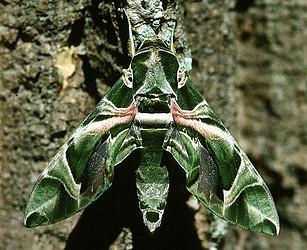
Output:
24 37 279 236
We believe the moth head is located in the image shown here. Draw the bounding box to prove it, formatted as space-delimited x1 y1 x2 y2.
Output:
123 65 133 88
177 67 187 89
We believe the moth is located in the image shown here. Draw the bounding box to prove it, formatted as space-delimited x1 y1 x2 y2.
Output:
24 33 279 235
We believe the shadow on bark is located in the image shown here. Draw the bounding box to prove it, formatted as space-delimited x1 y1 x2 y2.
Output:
65 151 202 249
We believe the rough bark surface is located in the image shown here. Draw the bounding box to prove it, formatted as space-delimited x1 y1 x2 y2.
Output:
0 0 306 249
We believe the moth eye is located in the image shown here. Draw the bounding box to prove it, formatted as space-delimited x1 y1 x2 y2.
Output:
123 66 133 88
177 68 187 89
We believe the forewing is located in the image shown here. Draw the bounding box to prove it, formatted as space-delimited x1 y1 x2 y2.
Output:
167 78 280 235
24 77 139 227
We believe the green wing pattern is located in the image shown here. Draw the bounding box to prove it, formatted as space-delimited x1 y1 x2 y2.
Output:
25 37 279 235
24 78 138 227
167 78 280 235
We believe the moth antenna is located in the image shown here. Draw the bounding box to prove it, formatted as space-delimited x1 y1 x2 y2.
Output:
124 9 135 57
170 22 176 54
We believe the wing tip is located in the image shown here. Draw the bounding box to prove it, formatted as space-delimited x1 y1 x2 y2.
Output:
24 211 49 228
263 220 280 236
249 218 280 236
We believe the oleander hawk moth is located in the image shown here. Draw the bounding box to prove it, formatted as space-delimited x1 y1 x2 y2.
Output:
24 35 279 235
